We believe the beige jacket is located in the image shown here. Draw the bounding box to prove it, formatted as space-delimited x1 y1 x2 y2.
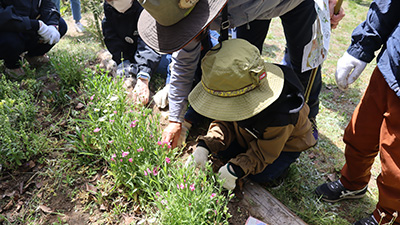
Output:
198 104 316 177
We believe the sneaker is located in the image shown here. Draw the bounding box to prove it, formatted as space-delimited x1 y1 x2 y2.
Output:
25 54 50 67
75 21 85 33
354 215 378 225
315 180 368 203
5 67 25 79
310 117 318 141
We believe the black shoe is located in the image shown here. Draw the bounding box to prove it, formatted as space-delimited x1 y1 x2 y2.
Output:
353 215 378 225
315 180 367 202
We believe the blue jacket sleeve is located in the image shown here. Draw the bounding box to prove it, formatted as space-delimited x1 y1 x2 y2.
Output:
347 0 400 63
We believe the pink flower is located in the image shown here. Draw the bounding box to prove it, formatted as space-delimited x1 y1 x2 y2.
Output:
190 183 195 191
177 184 180 189
129 120 139 128
147 168 152 174
180 183 185 189
113 110 117 114
144 170 148 176
156 192 161 197
108 140 114 144
165 157 171 164
90 94 95 101
210 193 216 199
153 168 158 176
120 159 123 162
161 200 167 205
128 158 133 163
157 141 162 145
89 102 93 105
109 119 115 123
94 128 101 133
112 154 116 158
111 157 115 162
122 151 129 157
137 148 144 152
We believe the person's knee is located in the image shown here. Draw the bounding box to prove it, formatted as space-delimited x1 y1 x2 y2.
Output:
0 33 25 58
58 17 68 37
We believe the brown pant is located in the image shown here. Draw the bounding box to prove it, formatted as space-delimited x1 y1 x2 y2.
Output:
340 67 400 224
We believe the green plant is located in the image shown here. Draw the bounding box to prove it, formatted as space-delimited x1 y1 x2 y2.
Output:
71 70 231 223
0 76 46 169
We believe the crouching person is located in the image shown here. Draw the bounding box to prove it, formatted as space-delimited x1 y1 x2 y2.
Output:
0 0 67 79
186 39 316 190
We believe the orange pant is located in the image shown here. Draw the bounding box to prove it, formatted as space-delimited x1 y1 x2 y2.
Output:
340 67 400 224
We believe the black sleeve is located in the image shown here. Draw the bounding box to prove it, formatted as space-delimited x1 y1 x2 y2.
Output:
102 2 125 64
38 0 60 26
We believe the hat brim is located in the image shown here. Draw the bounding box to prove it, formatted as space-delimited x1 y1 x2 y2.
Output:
188 63 285 121
138 0 227 54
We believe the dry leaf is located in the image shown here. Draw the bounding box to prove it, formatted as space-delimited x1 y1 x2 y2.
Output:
39 205 53 214
3 199 14 211
75 102 85 110
85 183 97 194
99 204 107 211
327 173 337 182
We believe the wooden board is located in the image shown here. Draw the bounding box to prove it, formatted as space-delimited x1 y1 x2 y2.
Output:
240 181 308 225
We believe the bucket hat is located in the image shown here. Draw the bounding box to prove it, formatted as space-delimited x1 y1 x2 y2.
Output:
188 39 285 121
137 0 227 53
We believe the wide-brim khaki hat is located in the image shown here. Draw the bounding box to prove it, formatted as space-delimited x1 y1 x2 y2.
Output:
138 0 227 53
189 39 285 121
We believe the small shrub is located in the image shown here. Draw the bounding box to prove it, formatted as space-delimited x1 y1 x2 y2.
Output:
0 76 45 169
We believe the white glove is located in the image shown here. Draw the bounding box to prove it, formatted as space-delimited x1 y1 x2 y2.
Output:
335 52 367 90
185 145 209 169
177 120 192 147
153 84 170 109
218 164 238 190
37 20 60 45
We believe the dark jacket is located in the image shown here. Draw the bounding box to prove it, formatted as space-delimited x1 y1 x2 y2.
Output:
199 64 316 176
347 0 400 98
101 1 161 76
0 0 59 33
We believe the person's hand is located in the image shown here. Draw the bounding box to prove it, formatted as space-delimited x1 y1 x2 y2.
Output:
329 0 345 29
132 78 150 105
162 121 182 149
335 52 367 90
185 146 209 169
218 163 238 190
153 84 170 109
37 20 60 45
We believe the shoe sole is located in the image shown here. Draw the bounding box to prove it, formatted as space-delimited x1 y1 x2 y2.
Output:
316 190 366 203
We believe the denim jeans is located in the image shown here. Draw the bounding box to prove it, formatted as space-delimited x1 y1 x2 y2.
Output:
52 0 82 22
0 18 68 69
235 0 321 118
217 140 302 183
